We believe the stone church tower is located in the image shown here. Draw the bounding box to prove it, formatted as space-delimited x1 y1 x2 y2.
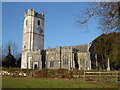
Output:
21 9 44 69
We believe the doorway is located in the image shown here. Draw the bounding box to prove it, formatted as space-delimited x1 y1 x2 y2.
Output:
34 64 38 69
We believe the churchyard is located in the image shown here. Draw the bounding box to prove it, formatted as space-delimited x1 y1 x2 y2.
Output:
1 68 120 88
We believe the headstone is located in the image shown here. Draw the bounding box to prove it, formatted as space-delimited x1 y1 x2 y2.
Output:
107 58 110 71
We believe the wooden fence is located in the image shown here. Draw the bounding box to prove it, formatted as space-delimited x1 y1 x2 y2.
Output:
83 71 120 82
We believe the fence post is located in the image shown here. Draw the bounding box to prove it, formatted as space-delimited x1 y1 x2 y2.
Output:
118 71 120 82
84 71 85 81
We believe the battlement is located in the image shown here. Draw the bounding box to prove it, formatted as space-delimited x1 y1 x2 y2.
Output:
24 9 44 19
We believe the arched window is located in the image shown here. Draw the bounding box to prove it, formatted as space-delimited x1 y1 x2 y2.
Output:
38 20 40 25
63 59 68 66
50 60 54 67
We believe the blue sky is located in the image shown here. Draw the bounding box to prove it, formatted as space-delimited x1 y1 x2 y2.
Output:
2 2 101 52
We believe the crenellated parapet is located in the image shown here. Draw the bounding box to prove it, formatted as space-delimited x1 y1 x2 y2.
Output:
24 9 44 19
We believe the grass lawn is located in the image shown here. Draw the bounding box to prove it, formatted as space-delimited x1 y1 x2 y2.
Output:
2 77 119 88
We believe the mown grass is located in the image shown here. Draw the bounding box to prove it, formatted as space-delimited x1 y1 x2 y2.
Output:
2 77 119 88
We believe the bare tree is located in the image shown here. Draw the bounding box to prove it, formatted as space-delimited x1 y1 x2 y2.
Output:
76 2 120 33
2 41 19 59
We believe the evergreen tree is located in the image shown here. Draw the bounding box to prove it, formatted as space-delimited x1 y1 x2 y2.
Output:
16 57 21 68
2 44 16 67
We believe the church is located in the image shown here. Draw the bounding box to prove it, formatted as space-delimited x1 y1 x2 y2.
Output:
21 9 92 70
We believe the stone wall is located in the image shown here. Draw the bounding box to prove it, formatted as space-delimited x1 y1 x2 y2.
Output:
45 47 61 69
26 44 91 70
78 53 88 70
28 50 42 69
45 47 74 70
61 47 74 70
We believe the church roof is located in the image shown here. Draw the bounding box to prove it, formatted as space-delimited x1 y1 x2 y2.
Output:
44 44 88 53
72 44 88 52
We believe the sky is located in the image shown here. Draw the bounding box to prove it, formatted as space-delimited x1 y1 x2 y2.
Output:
2 2 102 52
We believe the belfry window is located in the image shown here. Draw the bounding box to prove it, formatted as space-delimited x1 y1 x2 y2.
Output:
24 45 26 49
26 20 27 26
38 20 40 25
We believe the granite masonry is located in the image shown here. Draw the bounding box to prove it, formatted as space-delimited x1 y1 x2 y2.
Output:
21 9 91 70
